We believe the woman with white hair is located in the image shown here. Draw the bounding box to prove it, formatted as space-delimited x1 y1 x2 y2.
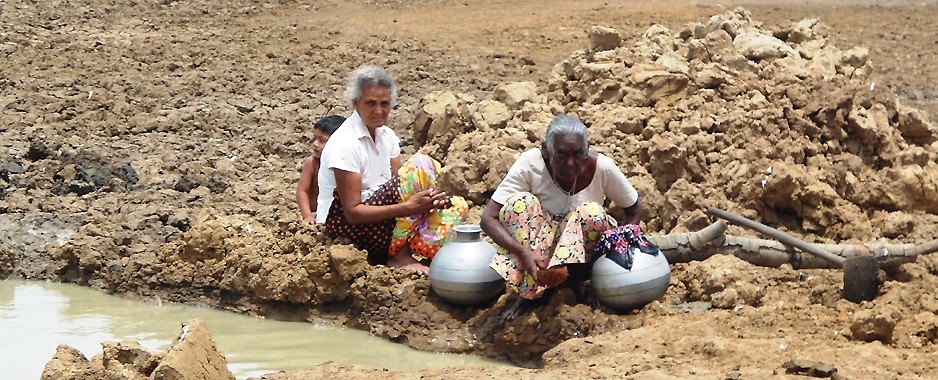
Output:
317 65 468 273
481 114 650 317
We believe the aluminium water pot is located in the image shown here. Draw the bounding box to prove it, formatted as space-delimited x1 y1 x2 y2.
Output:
428 224 505 306
592 249 671 311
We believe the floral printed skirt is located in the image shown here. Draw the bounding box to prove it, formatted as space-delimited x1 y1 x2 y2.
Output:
389 153 469 260
489 192 616 300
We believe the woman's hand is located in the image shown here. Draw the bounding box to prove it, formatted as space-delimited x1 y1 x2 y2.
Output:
518 249 548 285
406 187 448 214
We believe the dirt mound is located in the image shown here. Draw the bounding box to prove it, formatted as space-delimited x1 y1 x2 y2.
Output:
418 8 938 243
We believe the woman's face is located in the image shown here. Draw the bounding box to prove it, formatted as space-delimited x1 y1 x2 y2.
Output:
352 85 392 131
312 129 330 158
548 134 588 180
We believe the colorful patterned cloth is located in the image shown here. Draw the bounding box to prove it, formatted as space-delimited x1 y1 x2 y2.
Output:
595 225 636 270
489 192 617 300
595 224 660 270
389 153 469 260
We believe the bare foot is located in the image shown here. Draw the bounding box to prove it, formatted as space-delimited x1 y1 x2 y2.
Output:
388 248 429 275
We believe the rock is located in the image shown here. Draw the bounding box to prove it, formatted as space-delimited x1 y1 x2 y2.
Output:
629 64 689 105
784 18 825 44
412 91 474 150
587 105 647 135
588 26 622 52
99 340 161 379
733 31 798 61
41 345 101 380
494 81 538 110
880 165 938 213
178 217 234 261
329 243 370 282
897 106 936 144
681 7 752 39
656 50 690 74
807 47 839 78
0 162 25 182
151 318 235 380
472 99 511 130
849 305 902 343
839 46 869 69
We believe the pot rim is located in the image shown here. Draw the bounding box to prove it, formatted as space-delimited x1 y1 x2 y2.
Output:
454 224 482 233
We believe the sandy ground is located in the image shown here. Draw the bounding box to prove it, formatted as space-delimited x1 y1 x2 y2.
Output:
3 0 938 378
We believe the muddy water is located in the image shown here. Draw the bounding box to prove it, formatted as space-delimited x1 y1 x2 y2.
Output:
0 280 505 379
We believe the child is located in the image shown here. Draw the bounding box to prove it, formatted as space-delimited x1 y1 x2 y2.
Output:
296 115 345 224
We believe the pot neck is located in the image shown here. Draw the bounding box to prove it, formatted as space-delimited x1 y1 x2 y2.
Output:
453 224 483 242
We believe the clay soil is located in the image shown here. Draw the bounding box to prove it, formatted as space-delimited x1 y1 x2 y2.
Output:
3 0 938 379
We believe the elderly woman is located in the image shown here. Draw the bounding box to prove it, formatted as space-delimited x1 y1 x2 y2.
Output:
316 65 468 273
480 114 646 316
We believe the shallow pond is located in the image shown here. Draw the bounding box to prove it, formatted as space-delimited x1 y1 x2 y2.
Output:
0 279 504 379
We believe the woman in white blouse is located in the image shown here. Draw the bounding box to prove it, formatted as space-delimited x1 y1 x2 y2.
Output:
318 65 467 274
480 114 646 317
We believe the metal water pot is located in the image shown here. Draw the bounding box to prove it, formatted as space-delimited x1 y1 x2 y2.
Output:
429 224 505 306
592 249 671 311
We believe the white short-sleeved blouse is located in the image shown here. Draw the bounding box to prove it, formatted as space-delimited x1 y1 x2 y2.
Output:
315 111 401 223
490 148 638 216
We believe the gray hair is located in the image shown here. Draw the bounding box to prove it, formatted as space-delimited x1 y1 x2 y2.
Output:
544 114 589 155
343 65 398 105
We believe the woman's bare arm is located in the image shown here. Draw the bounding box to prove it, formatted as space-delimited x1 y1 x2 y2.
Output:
334 169 444 224
480 199 546 284
295 156 318 224
390 156 402 175
616 197 644 225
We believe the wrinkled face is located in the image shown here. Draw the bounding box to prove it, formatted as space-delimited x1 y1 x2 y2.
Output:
312 129 330 158
352 85 392 131
547 133 588 180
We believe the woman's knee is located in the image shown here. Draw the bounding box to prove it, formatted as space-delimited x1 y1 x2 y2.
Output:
574 201 604 216
499 192 540 222
501 192 540 212
504 192 537 204
402 153 441 174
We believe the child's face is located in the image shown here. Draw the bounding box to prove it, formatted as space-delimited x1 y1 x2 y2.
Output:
312 129 330 158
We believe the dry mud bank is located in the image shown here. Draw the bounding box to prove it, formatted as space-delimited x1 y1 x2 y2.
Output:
3 0 938 378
